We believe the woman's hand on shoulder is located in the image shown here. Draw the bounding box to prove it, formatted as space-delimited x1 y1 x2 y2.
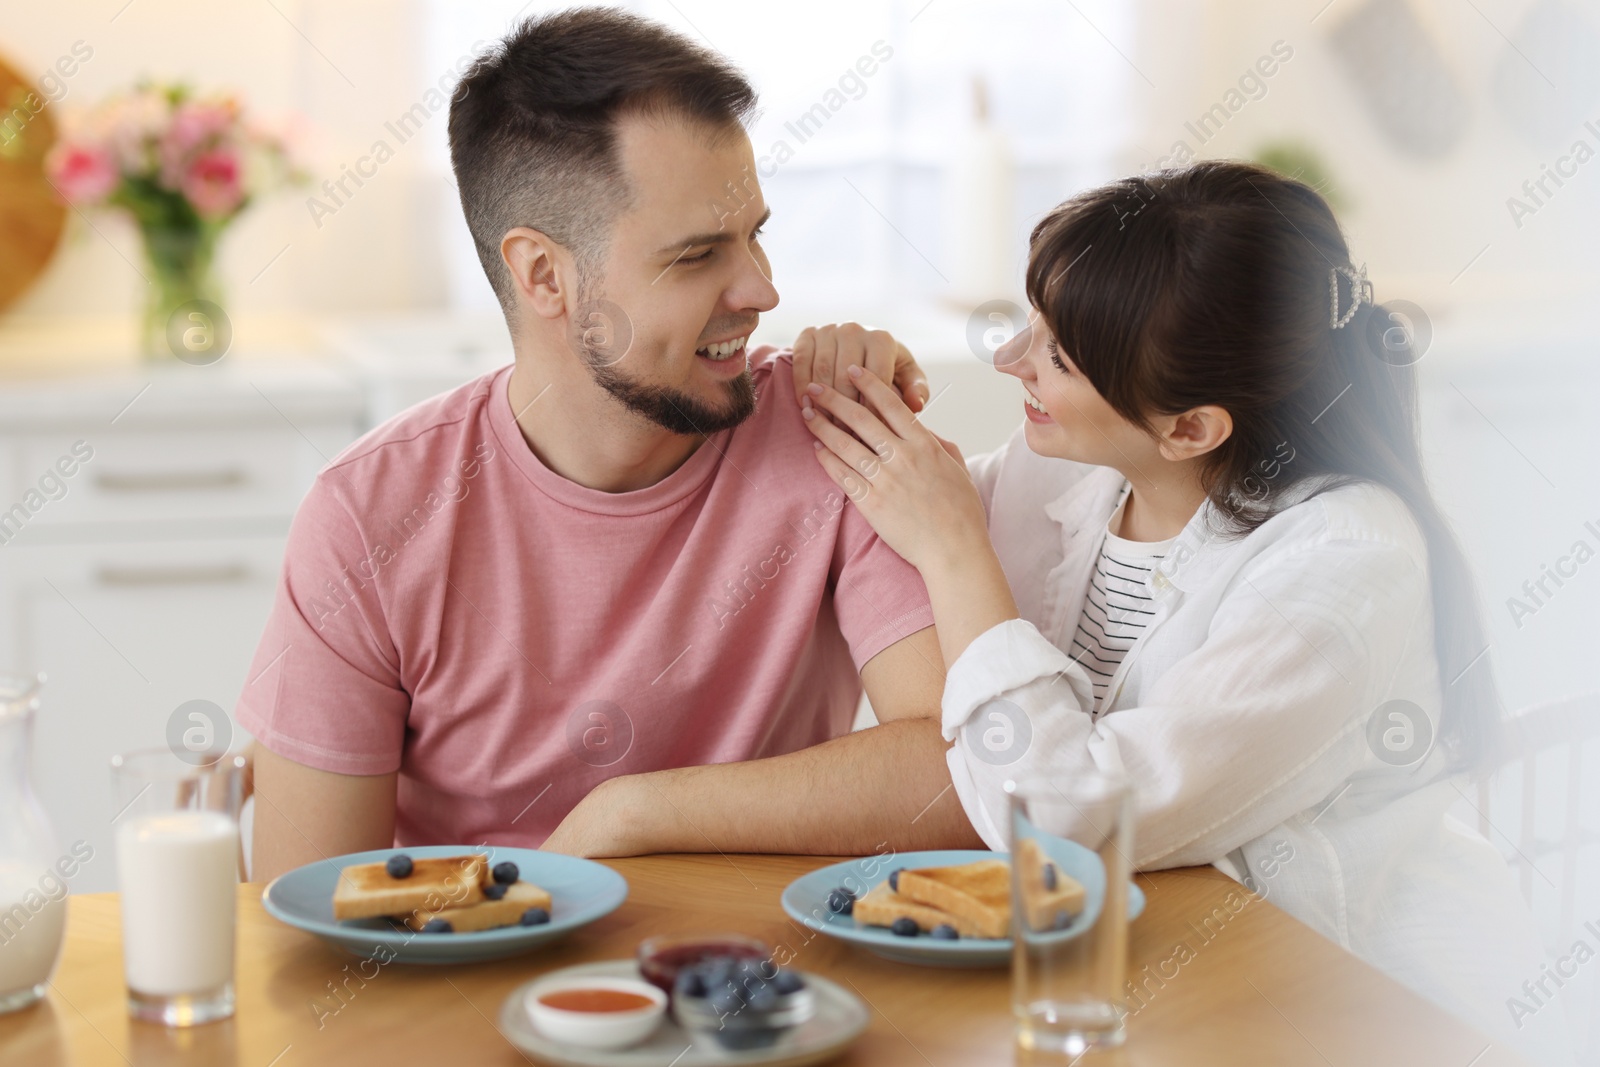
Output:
791 323 930 409
802 365 987 573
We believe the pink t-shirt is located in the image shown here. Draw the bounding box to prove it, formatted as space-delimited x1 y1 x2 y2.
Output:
236 348 934 847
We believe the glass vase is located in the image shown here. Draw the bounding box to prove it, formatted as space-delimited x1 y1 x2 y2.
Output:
0 674 67 1014
138 223 222 362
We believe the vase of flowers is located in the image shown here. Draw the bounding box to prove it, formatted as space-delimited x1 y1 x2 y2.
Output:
45 82 306 361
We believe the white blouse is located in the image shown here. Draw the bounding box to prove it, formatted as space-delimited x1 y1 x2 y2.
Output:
945 426 1574 1065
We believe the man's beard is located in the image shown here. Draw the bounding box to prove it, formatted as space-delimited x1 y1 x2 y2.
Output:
582 346 757 436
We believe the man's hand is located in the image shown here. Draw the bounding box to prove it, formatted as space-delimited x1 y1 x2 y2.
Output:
540 777 640 858
792 323 930 409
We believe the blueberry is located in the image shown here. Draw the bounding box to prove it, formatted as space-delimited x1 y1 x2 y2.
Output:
827 888 855 915
1042 862 1058 892
482 883 507 901
747 985 779 1012
890 916 919 937
492 861 519 885
519 907 550 926
702 958 735 984
385 854 413 879
675 971 708 998
421 918 452 933
887 868 905 892
772 970 804 994
708 985 744 1016
931 923 959 940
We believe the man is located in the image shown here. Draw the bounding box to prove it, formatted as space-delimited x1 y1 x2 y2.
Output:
241 7 982 879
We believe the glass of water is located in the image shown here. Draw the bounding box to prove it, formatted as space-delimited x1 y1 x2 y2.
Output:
1008 773 1135 1058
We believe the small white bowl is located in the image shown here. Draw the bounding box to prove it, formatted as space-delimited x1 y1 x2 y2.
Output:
525 975 667 1051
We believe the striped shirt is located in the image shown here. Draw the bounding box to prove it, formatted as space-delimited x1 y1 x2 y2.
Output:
1071 516 1174 713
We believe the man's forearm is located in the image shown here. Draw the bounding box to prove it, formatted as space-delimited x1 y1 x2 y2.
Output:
616 718 985 856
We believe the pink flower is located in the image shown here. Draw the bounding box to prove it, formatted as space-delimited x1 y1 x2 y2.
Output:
104 89 171 176
159 98 237 190
46 142 119 204
181 149 244 218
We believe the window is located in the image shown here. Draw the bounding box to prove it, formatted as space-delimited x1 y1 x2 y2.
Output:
421 0 1137 320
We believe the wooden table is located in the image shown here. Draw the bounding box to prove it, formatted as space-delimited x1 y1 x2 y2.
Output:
2 855 1521 1066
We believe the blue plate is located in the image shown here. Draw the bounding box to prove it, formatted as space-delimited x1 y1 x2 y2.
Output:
262 845 627 965
781 848 1144 968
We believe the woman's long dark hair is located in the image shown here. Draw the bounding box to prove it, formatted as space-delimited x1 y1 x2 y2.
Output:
1025 160 1500 772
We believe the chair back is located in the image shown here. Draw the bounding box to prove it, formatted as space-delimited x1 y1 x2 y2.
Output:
1477 693 1600 1063
1479 694 1600 930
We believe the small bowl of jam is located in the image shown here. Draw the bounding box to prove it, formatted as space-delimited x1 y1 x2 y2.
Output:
636 933 771 997
524 975 666 1050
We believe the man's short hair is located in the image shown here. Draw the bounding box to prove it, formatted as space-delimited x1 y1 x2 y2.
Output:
448 7 759 321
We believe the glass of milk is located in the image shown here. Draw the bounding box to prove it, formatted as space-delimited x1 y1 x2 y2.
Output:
111 748 247 1027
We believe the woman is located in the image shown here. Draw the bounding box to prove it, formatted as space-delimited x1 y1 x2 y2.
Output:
801 161 1571 1063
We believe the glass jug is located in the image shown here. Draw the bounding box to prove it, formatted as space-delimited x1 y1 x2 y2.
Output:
0 674 68 1013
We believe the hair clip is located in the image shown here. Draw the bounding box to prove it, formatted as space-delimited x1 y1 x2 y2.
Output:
1329 263 1372 329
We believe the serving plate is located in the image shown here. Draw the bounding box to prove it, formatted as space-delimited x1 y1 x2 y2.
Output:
262 844 626 964
498 960 868 1067
780 848 1144 968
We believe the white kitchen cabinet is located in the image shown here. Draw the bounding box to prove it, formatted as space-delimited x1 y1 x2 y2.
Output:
0 357 365 893
7 537 287 893
17 428 316 528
